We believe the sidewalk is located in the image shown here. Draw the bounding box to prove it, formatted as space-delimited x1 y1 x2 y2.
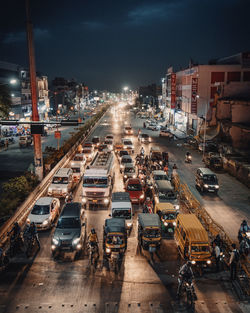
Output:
169 126 187 140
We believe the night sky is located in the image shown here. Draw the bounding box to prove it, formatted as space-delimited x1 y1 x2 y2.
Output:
0 0 250 91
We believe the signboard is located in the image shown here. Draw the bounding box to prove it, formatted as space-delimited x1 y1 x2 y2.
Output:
170 73 176 109
191 78 198 114
54 131 61 139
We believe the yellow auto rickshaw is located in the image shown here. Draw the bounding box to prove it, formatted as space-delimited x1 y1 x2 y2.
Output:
154 203 178 235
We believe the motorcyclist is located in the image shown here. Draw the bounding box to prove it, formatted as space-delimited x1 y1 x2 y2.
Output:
140 146 145 156
24 222 40 249
177 261 196 299
143 197 153 213
87 228 99 259
239 237 249 257
185 151 192 162
8 222 21 240
238 220 250 243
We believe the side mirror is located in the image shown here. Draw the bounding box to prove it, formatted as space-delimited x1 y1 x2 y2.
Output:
109 214 111 217
82 222 85 227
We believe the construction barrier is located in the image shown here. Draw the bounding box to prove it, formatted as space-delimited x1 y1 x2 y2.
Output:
172 174 250 296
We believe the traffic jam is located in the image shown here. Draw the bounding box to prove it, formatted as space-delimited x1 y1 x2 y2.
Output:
1 105 249 312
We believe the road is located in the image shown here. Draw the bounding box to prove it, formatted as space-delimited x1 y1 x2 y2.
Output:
0 107 249 313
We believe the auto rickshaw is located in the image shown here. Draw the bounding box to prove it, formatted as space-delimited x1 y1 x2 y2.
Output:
138 213 161 253
114 143 124 155
154 203 178 235
103 218 127 272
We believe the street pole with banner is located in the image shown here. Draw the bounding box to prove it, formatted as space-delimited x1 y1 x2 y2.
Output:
25 0 43 180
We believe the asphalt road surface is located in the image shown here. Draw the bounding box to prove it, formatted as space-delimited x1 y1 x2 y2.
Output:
0 107 249 313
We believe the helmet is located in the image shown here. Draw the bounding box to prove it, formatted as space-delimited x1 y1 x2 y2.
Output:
187 261 192 267
91 228 95 234
242 220 247 225
14 222 19 227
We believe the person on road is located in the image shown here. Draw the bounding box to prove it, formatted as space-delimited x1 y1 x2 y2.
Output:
8 222 21 240
140 146 145 156
25 222 40 249
212 242 220 272
177 261 196 299
228 243 240 280
88 228 98 247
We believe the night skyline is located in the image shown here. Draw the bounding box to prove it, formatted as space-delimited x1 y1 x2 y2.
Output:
0 0 250 91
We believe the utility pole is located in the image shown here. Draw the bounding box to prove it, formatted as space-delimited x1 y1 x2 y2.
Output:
25 0 43 180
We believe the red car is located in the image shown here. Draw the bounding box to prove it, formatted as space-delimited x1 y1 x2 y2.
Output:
125 178 145 204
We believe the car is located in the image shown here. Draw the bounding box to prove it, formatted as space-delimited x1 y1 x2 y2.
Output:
51 202 86 258
195 168 219 194
27 197 60 230
152 170 169 185
120 155 133 173
123 163 137 181
105 134 114 140
147 123 161 131
82 146 95 162
104 138 113 151
198 141 218 153
159 128 173 138
122 138 134 154
117 150 130 163
125 178 145 204
91 136 100 148
138 133 151 143
124 126 133 135
83 142 93 148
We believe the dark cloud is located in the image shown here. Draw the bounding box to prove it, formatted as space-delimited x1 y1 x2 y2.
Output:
0 0 249 91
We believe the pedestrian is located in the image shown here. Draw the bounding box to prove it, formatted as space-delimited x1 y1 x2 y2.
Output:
138 128 141 136
5 139 8 150
228 243 240 280
212 242 220 272
164 164 169 176
143 122 146 128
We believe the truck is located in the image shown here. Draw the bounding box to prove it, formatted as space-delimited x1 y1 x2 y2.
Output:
82 151 114 207
111 192 133 230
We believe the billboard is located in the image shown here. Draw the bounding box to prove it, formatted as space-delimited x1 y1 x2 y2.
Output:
170 73 176 109
191 78 198 114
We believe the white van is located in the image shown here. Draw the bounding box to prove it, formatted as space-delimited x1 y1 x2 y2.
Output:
48 168 73 198
111 192 133 230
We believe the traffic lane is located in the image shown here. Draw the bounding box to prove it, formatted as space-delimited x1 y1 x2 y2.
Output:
130 114 250 241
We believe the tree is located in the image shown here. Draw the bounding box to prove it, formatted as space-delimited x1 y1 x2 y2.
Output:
0 85 11 118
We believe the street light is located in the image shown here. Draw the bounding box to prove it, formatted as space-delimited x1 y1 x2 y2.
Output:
196 95 209 159
123 86 128 91
0 79 18 87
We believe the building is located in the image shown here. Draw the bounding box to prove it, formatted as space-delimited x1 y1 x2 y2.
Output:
164 52 250 134
138 83 162 109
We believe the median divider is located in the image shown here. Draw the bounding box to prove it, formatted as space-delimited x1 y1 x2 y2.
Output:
172 173 250 297
0 105 109 249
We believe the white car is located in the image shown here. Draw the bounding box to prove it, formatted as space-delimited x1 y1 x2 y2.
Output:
122 138 134 154
104 138 113 151
27 197 60 230
138 133 151 143
124 126 133 135
159 128 173 138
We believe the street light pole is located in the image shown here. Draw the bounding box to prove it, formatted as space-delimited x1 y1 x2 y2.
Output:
25 0 43 180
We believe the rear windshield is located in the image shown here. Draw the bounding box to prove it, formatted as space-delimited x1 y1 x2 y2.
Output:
125 127 132 130
31 205 50 215
113 209 131 219
122 157 132 164
74 156 83 161
57 217 80 229
143 228 161 238
52 177 68 184
124 140 132 145
72 167 80 173
154 174 168 180
141 134 149 138
191 245 210 252
124 167 135 173
119 150 129 157
83 149 91 154
92 137 99 143
127 183 142 191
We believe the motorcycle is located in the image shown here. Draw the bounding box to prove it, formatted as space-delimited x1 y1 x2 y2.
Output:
185 154 192 163
23 233 39 257
8 234 23 257
178 278 196 311
143 198 153 214
88 242 99 270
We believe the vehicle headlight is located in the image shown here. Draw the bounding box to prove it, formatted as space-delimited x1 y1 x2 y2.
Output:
52 238 59 245
106 248 111 253
164 222 168 226
173 221 176 226
159 161 162 165
72 238 80 245
43 219 49 226
204 184 209 188
175 205 180 211
104 198 109 204
127 222 132 227
215 185 219 189
27 218 31 223
207 260 211 265
124 175 128 179
133 174 136 178
191 260 196 264
82 197 87 204
139 194 144 199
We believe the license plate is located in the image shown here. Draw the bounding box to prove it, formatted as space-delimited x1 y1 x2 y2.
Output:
208 189 214 192
92 200 98 203
168 228 173 233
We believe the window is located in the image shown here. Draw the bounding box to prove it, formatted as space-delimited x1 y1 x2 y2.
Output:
227 72 241 82
243 71 250 82
211 72 225 84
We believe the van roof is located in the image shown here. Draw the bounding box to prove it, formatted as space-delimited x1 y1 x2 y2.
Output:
155 180 173 190
177 214 209 243
112 192 130 202
61 202 82 217
198 168 216 175
55 168 72 177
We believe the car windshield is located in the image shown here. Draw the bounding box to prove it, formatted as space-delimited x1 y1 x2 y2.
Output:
124 167 135 173
52 177 68 184
125 127 132 130
143 228 161 238
113 209 131 219
127 183 142 191
107 234 124 245
154 175 168 180
159 191 176 200
124 140 132 145
122 158 132 164
83 177 108 186
72 167 80 173
56 217 81 229
31 205 50 215
74 156 83 161
104 140 112 145
106 135 113 139
152 152 162 159
92 138 99 143
191 245 210 253
203 175 217 183
162 213 177 220
119 151 129 157
142 134 149 138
